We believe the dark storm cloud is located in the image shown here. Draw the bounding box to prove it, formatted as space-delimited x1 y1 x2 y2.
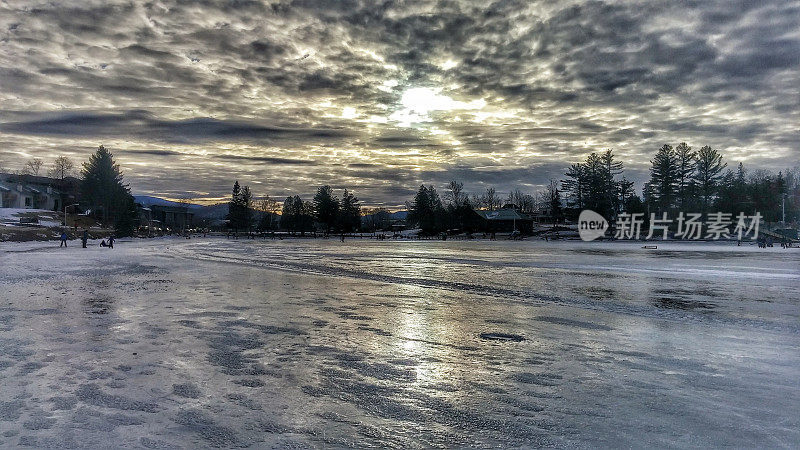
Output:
0 0 796 204
0 111 354 144
213 154 318 165
372 134 441 149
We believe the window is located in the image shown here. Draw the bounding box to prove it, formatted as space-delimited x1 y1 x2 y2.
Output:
25 197 32 207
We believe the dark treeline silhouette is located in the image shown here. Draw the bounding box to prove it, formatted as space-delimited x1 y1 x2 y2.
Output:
226 143 798 236
405 181 486 235
561 145 798 228
226 184 361 236
641 143 796 225
561 149 639 220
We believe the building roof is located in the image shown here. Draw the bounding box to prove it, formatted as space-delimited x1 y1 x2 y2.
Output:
475 208 531 221
0 172 67 195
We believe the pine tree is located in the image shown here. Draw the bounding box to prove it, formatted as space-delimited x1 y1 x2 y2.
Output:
407 185 444 234
694 145 726 214
338 189 361 232
114 195 138 237
81 145 134 228
562 162 587 213
617 177 636 212
649 144 679 212
547 179 563 222
227 181 245 232
674 142 697 209
313 185 340 234
280 195 297 233
600 149 624 217
240 185 253 231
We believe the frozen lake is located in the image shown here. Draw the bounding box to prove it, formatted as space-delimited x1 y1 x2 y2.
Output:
1 238 799 447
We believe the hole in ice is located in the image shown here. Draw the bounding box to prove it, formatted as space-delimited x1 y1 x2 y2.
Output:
480 332 525 342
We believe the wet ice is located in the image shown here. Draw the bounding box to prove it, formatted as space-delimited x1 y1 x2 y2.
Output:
0 238 798 447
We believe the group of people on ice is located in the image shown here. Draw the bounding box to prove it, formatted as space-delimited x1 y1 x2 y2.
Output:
59 229 114 249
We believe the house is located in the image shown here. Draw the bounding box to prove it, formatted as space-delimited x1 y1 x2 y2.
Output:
474 205 534 234
137 203 194 232
0 173 78 211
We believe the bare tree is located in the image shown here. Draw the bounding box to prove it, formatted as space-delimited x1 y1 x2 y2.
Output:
48 156 75 180
24 158 44 176
445 180 466 207
507 189 535 212
257 195 280 230
482 187 501 211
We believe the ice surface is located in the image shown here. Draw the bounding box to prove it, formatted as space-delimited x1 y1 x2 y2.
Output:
0 237 798 447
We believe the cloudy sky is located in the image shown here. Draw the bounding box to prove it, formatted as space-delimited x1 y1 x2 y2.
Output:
0 0 797 206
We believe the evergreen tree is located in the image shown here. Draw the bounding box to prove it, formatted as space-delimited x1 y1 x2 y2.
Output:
226 181 246 232
338 189 361 232
648 144 679 212
674 142 697 209
617 177 636 212
560 151 624 219
114 195 138 237
582 152 614 218
313 185 340 234
694 145 726 214
280 195 297 233
600 149 624 217
240 185 253 231
547 179 563 222
81 145 134 228
561 162 587 216
406 185 444 234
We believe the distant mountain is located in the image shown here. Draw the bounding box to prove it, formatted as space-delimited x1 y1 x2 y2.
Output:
389 210 407 220
134 195 231 221
193 203 229 220
133 195 204 209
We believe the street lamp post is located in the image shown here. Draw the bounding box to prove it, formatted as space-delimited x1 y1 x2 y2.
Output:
64 203 79 228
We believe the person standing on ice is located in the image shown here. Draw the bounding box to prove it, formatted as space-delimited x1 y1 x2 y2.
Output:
81 229 89 248
60 231 68 247
108 235 115 249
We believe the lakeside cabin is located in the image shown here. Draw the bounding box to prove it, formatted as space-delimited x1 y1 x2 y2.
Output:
474 205 534 234
0 172 79 211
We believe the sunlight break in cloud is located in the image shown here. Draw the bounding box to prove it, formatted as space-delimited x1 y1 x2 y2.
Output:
390 88 487 127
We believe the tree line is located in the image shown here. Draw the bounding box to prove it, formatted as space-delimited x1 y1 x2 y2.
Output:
225 143 797 236
226 183 362 236
14 142 792 239
560 144 797 225
644 144 794 224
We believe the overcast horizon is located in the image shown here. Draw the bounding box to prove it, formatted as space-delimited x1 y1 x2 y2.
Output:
0 0 798 207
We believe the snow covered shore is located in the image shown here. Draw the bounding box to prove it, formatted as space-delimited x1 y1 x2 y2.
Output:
0 238 798 447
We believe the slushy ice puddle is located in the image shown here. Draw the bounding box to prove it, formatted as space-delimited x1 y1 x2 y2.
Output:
1 238 798 447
